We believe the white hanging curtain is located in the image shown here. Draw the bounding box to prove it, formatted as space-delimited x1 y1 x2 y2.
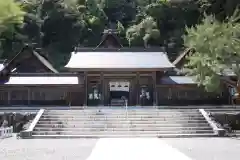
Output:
109 81 130 92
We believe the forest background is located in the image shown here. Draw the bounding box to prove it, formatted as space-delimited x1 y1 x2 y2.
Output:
0 0 239 78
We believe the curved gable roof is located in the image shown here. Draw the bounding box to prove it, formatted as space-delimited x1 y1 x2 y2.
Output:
65 51 174 71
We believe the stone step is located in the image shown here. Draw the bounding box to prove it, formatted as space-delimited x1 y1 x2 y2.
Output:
40 117 205 121
31 133 217 138
236 131 240 136
43 112 202 116
32 130 214 135
34 126 213 131
39 118 207 122
41 114 203 118
229 131 240 137
208 111 240 114
45 110 200 113
206 110 240 113
38 119 206 123
37 120 208 125
46 109 200 112
36 122 210 127
207 109 240 111
40 115 205 119
31 109 216 139
40 117 205 122
44 112 201 115
206 108 240 111
37 120 208 126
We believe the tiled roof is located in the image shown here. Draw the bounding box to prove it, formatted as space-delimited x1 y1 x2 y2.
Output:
32 51 58 73
95 29 123 48
160 76 197 85
65 52 174 70
74 47 166 52
0 46 58 74
172 48 192 68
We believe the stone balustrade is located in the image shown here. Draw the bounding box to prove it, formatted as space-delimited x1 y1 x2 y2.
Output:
0 126 13 139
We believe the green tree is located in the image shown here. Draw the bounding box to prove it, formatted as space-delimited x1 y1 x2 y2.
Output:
0 0 24 57
0 0 24 34
126 16 160 47
198 0 240 21
184 12 240 92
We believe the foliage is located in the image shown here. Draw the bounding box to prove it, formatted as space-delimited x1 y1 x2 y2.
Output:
126 16 160 47
184 12 240 92
2 0 87 66
0 0 25 57
197 0 240 21
0 0 24 34
0 0 238 71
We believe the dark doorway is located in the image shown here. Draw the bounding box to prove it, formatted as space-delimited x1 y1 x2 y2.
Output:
88 85 101 106
109 81 130 106
139 85 153 106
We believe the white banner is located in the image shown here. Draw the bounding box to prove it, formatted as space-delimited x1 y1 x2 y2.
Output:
109 81 130 92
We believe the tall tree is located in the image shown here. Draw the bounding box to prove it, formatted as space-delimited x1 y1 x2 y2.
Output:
0 0 24 57
184 12 240 93
198 0 240 21
0 0 24 34
126 16 160 47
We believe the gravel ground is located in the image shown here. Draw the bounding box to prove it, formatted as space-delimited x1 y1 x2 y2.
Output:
164 137 240 160
0 136 240 160
0 136 97 160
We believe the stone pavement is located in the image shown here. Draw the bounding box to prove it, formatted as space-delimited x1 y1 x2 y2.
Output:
87 138 192 160
0 136 240 160
164 137 240 160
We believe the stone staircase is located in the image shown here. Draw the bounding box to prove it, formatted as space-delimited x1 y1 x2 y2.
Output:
206 108 240 137
32 108 216 138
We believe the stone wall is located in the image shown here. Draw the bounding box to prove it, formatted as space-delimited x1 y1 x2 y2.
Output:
210 113 240 130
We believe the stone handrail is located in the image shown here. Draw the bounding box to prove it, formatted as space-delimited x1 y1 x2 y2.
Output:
20 109 45 138
0 126 13 139
199 109 225 136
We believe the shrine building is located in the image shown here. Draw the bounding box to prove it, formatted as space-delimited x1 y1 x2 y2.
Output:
0 29 232 107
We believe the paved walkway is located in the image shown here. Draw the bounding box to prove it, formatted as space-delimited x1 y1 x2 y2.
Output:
87 138 191 160
0 137 240 160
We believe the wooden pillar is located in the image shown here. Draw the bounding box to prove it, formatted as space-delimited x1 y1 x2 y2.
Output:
136 72 140 106
104 79 109 106
100 72 104 106
84 72 88 106
152 71 157 106
7 90 10 105
27 88 31 105
68 91 72 106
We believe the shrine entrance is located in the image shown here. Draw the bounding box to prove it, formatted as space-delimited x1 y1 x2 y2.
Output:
139 85 154 106
109 81 130 106
138 77 154 106
85 74 156 107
